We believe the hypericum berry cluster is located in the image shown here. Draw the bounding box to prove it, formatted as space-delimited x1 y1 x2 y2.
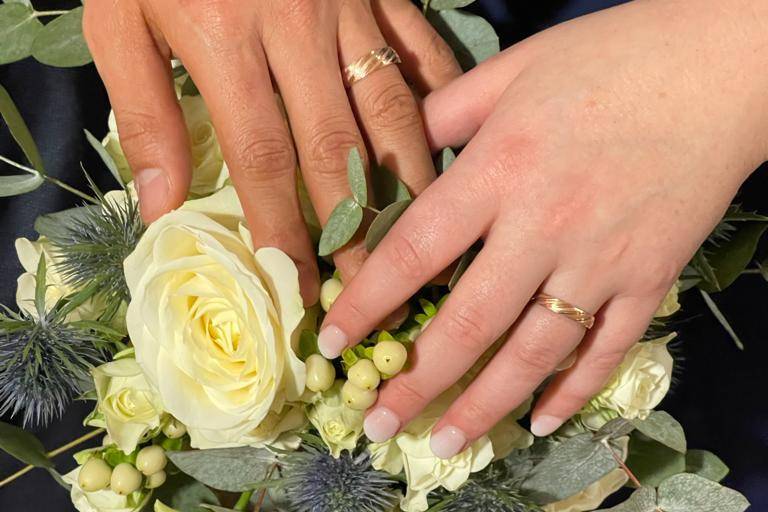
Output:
77 445 168 495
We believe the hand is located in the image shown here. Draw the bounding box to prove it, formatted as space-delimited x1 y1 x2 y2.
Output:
82 0 461 304
321 0 768 457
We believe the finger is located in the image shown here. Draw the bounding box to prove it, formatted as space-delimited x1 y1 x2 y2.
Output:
421 42 533 150
530 295 664 435
371 0 462 95
319 143 497 358
83 1 191 223
429 276 608 458
339 1 435 196
362 231 551 443
151 2 320 304
260 2 370 282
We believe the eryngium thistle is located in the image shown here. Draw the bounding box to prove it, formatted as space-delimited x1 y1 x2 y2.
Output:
0 308 108 427
43 192 144 310
275 444 400 512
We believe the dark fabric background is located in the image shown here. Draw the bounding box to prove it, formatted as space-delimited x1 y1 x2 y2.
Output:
1 1 766 510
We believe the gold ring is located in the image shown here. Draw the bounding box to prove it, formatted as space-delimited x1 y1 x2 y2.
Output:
532 293 595 329
344 47 402 88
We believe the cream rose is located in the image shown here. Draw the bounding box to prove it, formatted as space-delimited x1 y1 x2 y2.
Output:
124 187 306 449
63 467 149 512
584 333 675 426
103 95 229 197
655 283 681 318
369 386 532 512
306 380 365 458
90 358 164 454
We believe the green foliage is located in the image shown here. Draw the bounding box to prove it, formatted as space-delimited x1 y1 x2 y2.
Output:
625 434 685 487
318 197 363 257
685 450 730 483
0 83 46 196
31 7 92 67
347 146 367 206
427 9 499 70
424 0 477 10
84 129 124 188
148 472 221 512
167 446 276 493
0 3 43 65
365 199 411 252
371 164 411 206
631 411 686 454
436 147 457 174
0 420 52 468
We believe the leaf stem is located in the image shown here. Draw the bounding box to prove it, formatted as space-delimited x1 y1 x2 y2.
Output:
0 428 105 489
366 205 381 215
699 289 745 350
234 490 254 511
0 154 98 203
33 10 70 17
0 154 36 174
602 439 642 488
253 463 278 512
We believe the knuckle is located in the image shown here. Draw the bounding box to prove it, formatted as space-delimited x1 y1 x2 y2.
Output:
385 234 427 281
460 397 498 428
513 338 561 374
442 306 489 354
116 110 163 156
229 129 296 185
586 349 628 374
306 124 361 181
362 80 420 133
423 30 460 78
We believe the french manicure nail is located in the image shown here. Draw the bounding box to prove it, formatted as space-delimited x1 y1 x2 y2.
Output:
530 415 563 437
430 426 467 460
318 325 348 359
135 167 169 222
364 407 401 443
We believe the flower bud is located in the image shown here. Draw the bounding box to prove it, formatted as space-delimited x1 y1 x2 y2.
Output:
373 341 408 376
162 417 187 439
347 359 381 391
78 457 112 492
306 354 336 392
145 470 167 489
136 445 167 476
320 278 343 312
342 380 378 411
111 463 143 495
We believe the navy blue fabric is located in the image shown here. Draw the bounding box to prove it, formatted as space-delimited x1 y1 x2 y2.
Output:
0 1 766 510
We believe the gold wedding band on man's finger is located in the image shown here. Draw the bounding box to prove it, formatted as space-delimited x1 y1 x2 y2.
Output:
344 46 402 88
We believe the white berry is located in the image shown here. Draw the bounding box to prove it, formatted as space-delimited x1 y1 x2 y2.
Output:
162 418 186 439
78 457 112 492
348 359 381 391
320 278 343 312
136 445 167 476
373 341 408 376
145 470 167 489
306 354 336 392
110 463 142 495
342 380 378 410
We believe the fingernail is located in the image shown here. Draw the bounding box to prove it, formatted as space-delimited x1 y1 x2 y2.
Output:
530 415 563 437
364 407 401 443
318 325 348 359
135 167 169 222
430 426 467 460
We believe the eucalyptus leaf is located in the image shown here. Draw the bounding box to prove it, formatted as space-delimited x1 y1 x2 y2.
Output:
698 222 768 292
0 3 43 65
427 9 499 70
448 249 477 290
166 446 276 492
0 83 46 172
690 249 718 290
595 487 657 512
658 473 749 512
84 129 123 187
631 411 686 454
148 472 220 512
626 434 685 487
365 199 411 252
0 420 53 468
521 433 618 503
594 417 636 441
686 449 730 483
318 197 363 256
0 172 43 197
424 0 477 10
436 147 456 173
3 0 33 5
181 75 200 96
371 164 410 206
200 506 238 512
347 146 367 206
31 7 92 67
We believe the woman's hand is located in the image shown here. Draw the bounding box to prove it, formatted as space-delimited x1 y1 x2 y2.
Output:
322 0 768 457
82 0 461 304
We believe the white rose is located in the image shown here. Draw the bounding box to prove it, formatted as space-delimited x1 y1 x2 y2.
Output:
585 333 675 425
306 380 364 458
63 467 149 512
91 358 164 454
103 96 229 197
655 283 681 318
124 187 306 449
369 386 532 512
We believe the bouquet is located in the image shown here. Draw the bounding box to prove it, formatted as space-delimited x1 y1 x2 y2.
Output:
0 2 764 511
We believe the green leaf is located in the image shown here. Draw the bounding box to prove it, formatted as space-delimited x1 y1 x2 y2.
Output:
658 473 749 512
690 249 718 290
631 411 686 454
0 3 43 64
448 249 477 290
686 449 730 483
180 75 200 97
698 221 768 292
699 289 744 350
521 433 618 503
365 199 412 252
0 173 43 197
626 434 686 487
595 487 657 512
0 82 46 172
31 7 92 67
34 253 47 318
0 420 53 468
427 9 500 70
84 129 123 187
318 197 363 256
424 0 477 10
347 147 367 206
34 204 101 239
594 417 636 441
148 472 220 512
166 446 276 492
298 329 319 360
371 164 411 206
435 147 456 173
200 506 238 512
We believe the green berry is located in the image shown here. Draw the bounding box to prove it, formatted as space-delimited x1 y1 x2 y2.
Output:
78 457 112 492
320 278 344 312
110 463 142 495
136 445 167 476
145 470 167 489
348 359 381 391
373 341 408 376
162 417 186 439
306 354 336 392
342 380 378 410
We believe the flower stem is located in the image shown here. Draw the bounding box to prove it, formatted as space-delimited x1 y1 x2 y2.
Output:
43 175 99 204
33 10 70 17
365 205 381 215
0 428 105 489
234 490 254 511
253 463 278 512
602 439 642 488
